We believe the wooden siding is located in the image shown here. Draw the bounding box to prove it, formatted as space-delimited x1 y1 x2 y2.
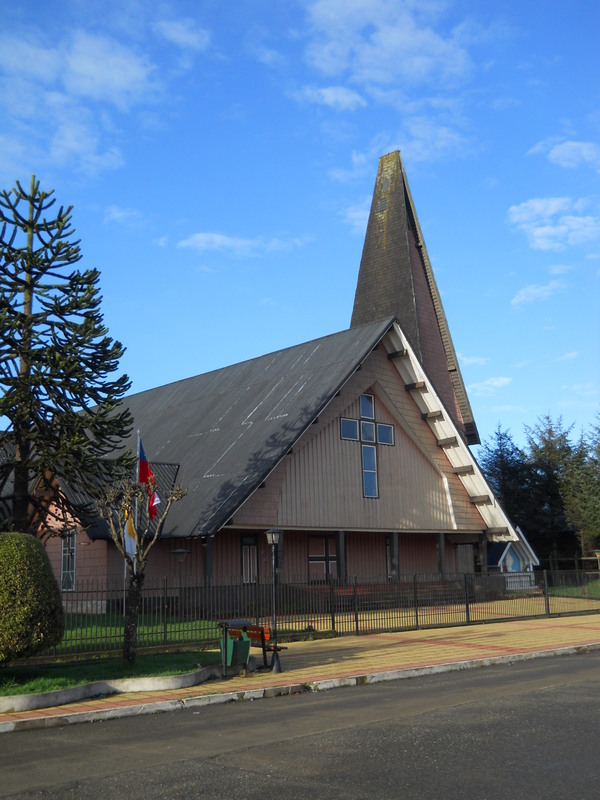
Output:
45 531 110 585
234 346 486 533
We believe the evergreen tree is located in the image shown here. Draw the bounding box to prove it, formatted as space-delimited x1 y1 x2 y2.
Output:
524 414 576 562
562 417 600 556
478 425 532 531
0 176 133 534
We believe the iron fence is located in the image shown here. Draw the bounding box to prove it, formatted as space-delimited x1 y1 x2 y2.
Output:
51 569 600 658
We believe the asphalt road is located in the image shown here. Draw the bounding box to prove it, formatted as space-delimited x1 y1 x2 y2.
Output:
2 652 599 799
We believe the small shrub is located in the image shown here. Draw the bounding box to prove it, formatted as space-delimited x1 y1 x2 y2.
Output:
0 532 64 664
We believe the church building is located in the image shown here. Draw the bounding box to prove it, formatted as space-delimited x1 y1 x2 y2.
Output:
46 152 522 589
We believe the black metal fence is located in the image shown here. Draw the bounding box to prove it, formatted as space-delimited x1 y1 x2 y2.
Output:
52 569 600 658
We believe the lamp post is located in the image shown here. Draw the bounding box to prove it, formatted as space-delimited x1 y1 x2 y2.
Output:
265 528 282 673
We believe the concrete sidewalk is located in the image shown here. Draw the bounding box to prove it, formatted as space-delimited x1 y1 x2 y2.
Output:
2 614 600 733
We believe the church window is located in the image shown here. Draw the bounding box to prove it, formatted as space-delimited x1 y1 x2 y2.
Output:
360 393 375 419
362 445 378 497
377 423 394 445
360 420 376 442
61 530 76 591
340 393 393 498
340 418 359 441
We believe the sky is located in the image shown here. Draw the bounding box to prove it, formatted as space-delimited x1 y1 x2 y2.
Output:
1 0 599 452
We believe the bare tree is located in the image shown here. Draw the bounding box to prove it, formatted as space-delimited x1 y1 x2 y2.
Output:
96 479 186 664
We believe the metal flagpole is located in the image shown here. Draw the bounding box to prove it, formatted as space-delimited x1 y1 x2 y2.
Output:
124 430 141 615
135 429 141 529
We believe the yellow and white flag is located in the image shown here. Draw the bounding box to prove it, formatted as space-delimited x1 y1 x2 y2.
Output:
124 511 137 573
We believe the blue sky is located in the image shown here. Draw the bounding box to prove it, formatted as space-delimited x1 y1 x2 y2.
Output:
1 0 599 451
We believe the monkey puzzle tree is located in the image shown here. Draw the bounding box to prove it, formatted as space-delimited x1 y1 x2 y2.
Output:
0 176 133 535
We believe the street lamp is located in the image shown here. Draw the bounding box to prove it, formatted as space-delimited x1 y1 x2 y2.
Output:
265 528 282 673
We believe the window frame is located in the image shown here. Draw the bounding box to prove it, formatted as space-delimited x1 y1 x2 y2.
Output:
241 534 258 584
61 529 76 592
340 417 360 441
360 393 375 419
377 422 395 445
361 444 378 498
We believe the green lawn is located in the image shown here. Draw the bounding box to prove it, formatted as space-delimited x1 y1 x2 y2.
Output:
54 614 221 655
0 650 221 697
548 579 600 599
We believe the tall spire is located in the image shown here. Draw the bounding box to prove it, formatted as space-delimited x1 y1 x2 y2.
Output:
351 151 479 445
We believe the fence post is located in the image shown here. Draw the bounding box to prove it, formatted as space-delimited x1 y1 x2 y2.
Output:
413 574 419 629
464 573 470 624
255 579 260 626
543 570 551 617
354 576 359 635
163 577 168 646
329 576 336 632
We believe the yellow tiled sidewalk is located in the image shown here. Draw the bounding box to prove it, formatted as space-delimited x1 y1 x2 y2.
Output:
2 615 600 732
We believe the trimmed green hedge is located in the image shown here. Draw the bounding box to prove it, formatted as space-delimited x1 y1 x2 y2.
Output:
0 532 64 664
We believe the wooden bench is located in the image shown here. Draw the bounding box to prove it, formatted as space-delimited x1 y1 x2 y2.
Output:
219 620 286 674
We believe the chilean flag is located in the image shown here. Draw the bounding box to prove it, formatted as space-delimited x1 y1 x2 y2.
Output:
139 439 160 519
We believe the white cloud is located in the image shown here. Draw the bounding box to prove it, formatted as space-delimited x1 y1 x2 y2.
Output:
0 28 162 176
549 264 573 275
401 115 470 162
177 232 309 257
561 382 597 398
253 45 286 67
467 376 512 397
178 232 259 257
556 351 579 362
46 102 124 175
508 197 600 251
511 280 565 306
104 205 146 227
294 85 367 111
305 0 472 88
64 31 156 110
0 34 60 83
331 117 470 182
459 353 489 366
531 138 600 174
153 19 210 52
342 195 371 234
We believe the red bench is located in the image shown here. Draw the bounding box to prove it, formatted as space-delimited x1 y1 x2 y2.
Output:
219 620 286 674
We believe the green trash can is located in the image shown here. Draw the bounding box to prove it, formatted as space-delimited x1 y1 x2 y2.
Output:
219 621 252 672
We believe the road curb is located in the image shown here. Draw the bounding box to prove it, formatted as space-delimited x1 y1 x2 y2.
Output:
0 657 263 714
2 642 599 733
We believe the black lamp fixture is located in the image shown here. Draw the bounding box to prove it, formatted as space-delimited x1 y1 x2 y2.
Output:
265 528 282 673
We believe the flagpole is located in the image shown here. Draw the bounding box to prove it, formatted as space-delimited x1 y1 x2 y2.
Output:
135 429 140 529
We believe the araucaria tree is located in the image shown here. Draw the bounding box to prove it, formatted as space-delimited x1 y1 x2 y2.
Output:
0 176 133 535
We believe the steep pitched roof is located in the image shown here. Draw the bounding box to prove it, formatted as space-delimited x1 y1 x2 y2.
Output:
351 151 479 445
109 318 395 539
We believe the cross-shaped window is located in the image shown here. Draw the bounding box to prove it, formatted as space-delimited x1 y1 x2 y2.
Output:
340 394 395 498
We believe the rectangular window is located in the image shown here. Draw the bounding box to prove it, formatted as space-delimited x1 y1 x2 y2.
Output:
241 535 258 584
340 418 359 440
308 536 337 582
360 393 375 419
361 420 376 442
61 530 76 591
377 423 395 445
362 444 378 498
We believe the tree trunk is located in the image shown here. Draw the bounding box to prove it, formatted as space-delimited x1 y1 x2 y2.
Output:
123 571 144 665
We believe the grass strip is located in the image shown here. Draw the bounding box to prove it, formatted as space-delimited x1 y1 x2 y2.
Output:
0 650 221 697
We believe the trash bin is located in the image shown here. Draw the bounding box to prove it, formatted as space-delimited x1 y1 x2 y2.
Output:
219 620 252 670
